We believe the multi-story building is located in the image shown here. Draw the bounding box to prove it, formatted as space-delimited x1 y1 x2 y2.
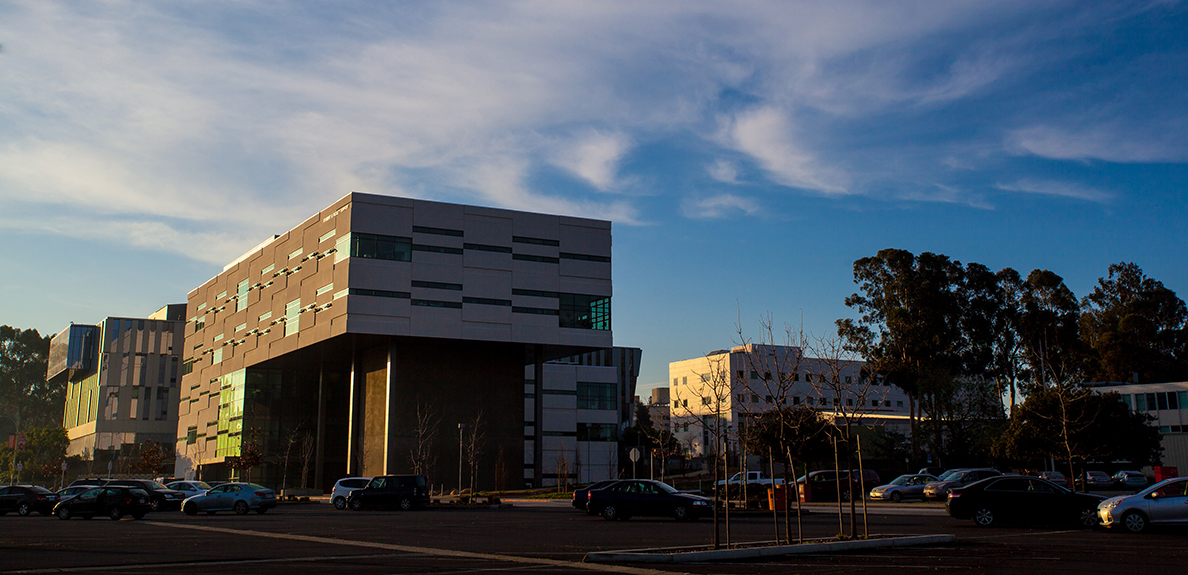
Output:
669 344 910 457
1089 381 1188 475
533 347 640 485
48 304 187 459
642 387 671 432
175 192 617 490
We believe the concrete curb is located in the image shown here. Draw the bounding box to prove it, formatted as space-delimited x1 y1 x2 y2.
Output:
584 534 956 564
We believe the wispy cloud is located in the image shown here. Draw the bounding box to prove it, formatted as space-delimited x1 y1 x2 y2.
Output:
898 184 993 210
706 159 740 184
719 107 849 194
550 131 633 191
996 179 1112 203
681 193 762 219
1007 124 1188 163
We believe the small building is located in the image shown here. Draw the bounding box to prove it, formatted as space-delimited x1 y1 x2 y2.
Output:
669 344 910 458
48 304 187 459
1089 381 1188 475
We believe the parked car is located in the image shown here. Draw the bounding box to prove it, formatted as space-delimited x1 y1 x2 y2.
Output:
167 481 212 499
715 471 785 492
68 478 113 488
54 486 153 520
586 479 712 521
331 477 372 510
572 480 616 512
947 476 1104 527
869 474 939 502
1077 471 1114 490
56 486 92 501
104 479 187 511
347 475 430 511
1098 477 1188 533
1040 471 1071 489
918 467 946 478
796 469 881 502
0 485 58 516
182 482 277 515
1112 470 1149 490
923 468 1002 500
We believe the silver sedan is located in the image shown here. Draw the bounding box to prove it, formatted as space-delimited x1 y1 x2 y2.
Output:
1098 477 1188 533
869 474 938 502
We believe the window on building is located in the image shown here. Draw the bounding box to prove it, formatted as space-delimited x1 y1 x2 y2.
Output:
896 400 903 408
577 423 617 442
673 378 678 386
577 382 616 410
793 396 800 405
349 232 412 262
212 348 223 364
753 394 759 403
236 279 249 312
559 293 611 330
765 395 772 404
702 397 711 406
285 299 300 336
1136 393 1148 411
186 426 198 445
846 398 853 406
736 393 745 403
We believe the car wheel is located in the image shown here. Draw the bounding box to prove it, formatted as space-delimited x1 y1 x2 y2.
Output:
349 498 364 511
672 505 691 521
109 507 123 521
889 491 902 503
132 512 146 520
234 500 250 515
333 496 347 510
602 505 620 521
840 490 851 502
18 501 33 516
973 507 995 527
184 502 198 516
1078 508 1099 528
150 498 162 512
57 507 71 520
398 497 413 511
1121 511 1148 534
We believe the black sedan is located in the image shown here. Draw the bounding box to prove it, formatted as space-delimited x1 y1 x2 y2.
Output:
0 485 58 516
946 476 1104 527
54 487 153 520
587 480 712 521
347 474 431 511
572 480 616 512
104 479 187 511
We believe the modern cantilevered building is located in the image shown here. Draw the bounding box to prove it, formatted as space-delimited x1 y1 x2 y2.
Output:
48 305 187 459
175 192 619 490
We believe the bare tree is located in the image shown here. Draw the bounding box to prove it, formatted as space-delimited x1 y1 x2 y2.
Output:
299 431 315 489
280 419 309 495
671 351 734 549
409 402 440 477
465 411 485 494
555 449 570 492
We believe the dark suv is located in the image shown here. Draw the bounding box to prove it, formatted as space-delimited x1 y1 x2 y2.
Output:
104 479 187 511
798 469 881 502
347 475 430 511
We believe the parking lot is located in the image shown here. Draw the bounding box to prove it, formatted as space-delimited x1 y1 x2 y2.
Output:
1 499 1184 574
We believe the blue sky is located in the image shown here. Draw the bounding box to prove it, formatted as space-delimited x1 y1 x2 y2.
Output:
2 1 1186 393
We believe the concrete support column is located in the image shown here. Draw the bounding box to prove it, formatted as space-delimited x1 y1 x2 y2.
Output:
314 361 326 489
533 344 544 488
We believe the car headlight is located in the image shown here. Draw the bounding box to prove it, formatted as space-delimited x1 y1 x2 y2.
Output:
1104 500 1121 510
692 500 709 506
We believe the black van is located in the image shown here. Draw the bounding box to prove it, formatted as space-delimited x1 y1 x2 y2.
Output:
346 475 430 511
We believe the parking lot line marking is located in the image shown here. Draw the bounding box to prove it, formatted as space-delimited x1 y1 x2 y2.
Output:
138 521 673 575
3 553 409 574
964 529 1080 540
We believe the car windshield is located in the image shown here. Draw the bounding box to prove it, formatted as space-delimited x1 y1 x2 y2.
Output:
889 475 912 486
144 481 168 490
192 481 211 489
936 470 960 480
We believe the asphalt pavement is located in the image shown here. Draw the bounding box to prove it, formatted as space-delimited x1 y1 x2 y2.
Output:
1 499 1183 574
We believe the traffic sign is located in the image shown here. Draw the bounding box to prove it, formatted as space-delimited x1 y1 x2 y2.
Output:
16 433 26 451
628 448 640 462
62 461 68 471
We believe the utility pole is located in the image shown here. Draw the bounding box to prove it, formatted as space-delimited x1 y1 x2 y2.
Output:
457 423 466 495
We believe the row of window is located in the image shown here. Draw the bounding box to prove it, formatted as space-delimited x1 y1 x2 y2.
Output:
340 231 609 264
672 397 904 409
1122 391 1186 412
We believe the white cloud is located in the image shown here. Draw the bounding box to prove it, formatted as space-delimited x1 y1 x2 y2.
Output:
897 184 993 210
720 107 849 194
1007 125 1188 163
681 193 762 219
706 159 740 183
996 179 1112 203
550 131 632 191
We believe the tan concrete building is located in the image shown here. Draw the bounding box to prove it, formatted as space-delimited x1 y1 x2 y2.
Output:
49 304 187 459
1091 381 1188 476
175 192 614 490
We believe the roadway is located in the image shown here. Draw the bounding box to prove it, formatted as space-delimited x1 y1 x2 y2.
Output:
1 499 1183 574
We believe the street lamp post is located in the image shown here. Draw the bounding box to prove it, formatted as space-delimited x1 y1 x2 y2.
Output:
457 423 467 496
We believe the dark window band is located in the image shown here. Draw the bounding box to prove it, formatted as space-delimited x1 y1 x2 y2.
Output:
463 297 512 307
560 252 611 263
513 307 559 315
513 236 560 247
463 243 512 254
513 253 559 264
412 280 463 291
512 288 560 299
413 226 464 237
412 244 464 255
411 299 463 309
351 288 411 299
